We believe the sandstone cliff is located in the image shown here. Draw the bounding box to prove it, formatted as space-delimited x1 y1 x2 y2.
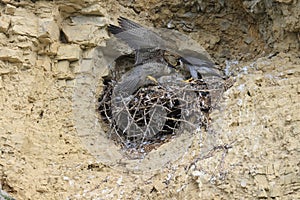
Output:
0 0 299 199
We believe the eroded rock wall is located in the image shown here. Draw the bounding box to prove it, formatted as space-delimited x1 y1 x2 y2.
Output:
0 0 299 199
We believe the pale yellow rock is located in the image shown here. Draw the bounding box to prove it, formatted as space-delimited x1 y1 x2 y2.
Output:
62 24 108 45
0 67 11 75
139 184 153 193
35 3 60 19
270 183 281 197
4 3 16 15
70 16 106 26
16 35 28 42
23 52 37 67
58 2 83 14
0 15 10 32
36 57 51 71
62 24 94 42
0 33 7 46
57 45 81 61
42 42 60 55
266 163 275 175
296 83 300 94
69 61 79 72
282 173 294 184
0 48 23 63
80 4 106 16
38 19 60 43
285 114 292 122
66 79 75 86
57 60 70 73
57 79 66 87
11 11 38 37
76 58 94 73
254 175 269 190
62 16 107 45
152 180 165 191
257 188 268 198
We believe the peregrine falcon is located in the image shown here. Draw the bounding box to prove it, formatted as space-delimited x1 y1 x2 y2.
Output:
107 17 224 80
108 17 179 139
105 17 225 140
108 17 168 66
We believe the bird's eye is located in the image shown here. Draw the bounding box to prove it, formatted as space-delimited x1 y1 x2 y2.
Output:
178 58 184 67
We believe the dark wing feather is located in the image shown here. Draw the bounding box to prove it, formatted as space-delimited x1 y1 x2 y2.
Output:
108 17 166 65
118 17 143 30
108 17 164 50
107 24 124 35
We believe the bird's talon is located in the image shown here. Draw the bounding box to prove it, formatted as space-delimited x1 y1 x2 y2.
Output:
182 78 194 83
147 75 158 84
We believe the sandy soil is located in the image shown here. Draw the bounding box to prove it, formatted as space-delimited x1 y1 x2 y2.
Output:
0 0 299 199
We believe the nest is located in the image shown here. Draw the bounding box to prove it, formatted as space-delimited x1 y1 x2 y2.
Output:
97 55 221 159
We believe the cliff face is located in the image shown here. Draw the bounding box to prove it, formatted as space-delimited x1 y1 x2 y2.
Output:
0 0 299 199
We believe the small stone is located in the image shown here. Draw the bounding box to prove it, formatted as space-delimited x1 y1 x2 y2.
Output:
257 188 268 198
54 60 74 79
0 47 23 62
46 42 60 55
283 173 294 184
270 184 281 197
285 115 292 122
0 68 11 75
116 176 122 186
17 35 28 42
57 79 66 87
71 16 106 26
244 37 254 44
75 59 93 73
240 179 247 188
220 20 230 31
0 15 10 32
152 180 165 191
297 85 300 94
254 175 269 190
57 45 81 61
57 60 70 73
38 19 60 44
61 16 108 45
36 57 51 71
266 163 275 175
167 20 175 29
11 12 38 37
140 184 153 193
80 4 106 15
62 24 108 46
0 33 7 46
291 125 299 136
66 79 75 86
23 52 37 67
273 162 280 177
4 4 16 15
192 170 203 177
